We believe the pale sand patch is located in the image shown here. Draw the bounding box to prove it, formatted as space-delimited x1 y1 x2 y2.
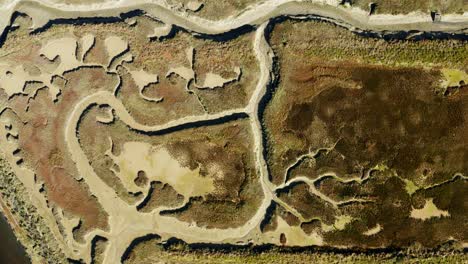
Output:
107 141 215 197
147 23 172 39
0 64 60 100
0 65 30 97
104 36 129 66
410 198 450 220
166 65 194 81
322 215 353 232
129 69 159 88
129 69 162 102
125 17 137 26
56 208 81 248
1 35 101 101
186 1 203 12
196 67 242 89
111 53 134 72
95 107 114 124
79 34 95 61
264 217 323 246
166 47 195 89
363 224 382 236
120 53 134 63
40 37 81 74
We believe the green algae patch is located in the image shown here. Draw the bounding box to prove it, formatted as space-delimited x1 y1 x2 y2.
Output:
402 178 420 196
440 68 468 88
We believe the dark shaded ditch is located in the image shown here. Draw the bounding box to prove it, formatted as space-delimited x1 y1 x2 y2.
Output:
132 112 249 136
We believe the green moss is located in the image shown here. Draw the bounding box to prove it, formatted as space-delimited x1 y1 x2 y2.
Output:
125 247 468 264
273 21 467 69
402 178 420 196
440 68 468 88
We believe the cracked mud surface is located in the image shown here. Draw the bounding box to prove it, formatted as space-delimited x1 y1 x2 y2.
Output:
0 1 466 263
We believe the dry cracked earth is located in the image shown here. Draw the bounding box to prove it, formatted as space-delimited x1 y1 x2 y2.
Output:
0 0 467 263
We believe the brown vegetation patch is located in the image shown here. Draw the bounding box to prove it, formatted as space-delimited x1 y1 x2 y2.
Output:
264 20 467 248
9 67 114 238
266 62 467 187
